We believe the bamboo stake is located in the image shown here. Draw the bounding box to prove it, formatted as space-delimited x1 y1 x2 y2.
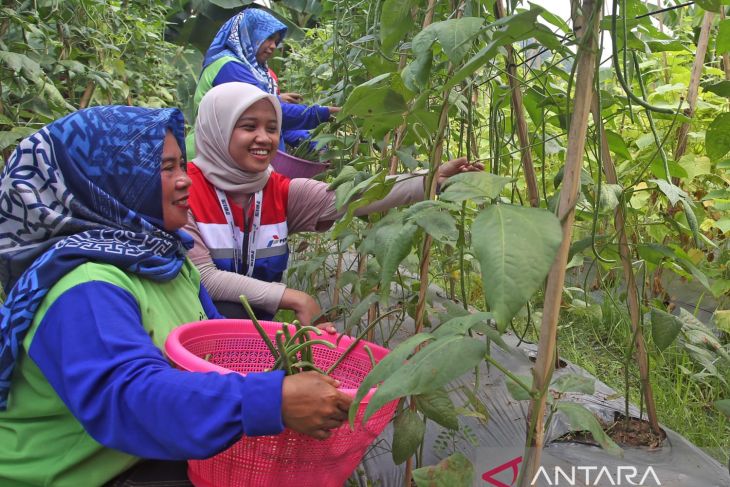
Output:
79 81 96 109
521 0 600 482
591 97 661 434
494 0 540 207
674 12 714 160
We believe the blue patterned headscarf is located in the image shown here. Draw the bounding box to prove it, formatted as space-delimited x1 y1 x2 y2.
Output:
202 8 287 93
0 106 190 410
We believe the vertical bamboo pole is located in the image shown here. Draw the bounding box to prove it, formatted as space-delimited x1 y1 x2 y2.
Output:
494 0 540 207
521 0 600 483
674 12 714 160
591 97 661 434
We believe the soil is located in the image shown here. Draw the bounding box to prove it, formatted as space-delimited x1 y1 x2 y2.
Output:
556 413 666 449
604 414 666 449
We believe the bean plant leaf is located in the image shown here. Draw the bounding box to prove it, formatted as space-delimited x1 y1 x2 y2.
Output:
380 0 417 54
551 374 595 395
346 293 379 331
506 374 533 401
695 0 723 13
650 307 683 351
718 19 730 53
415 388 459 430
445 7 543 90
409 207 457 243
392 408 426 465
706 112 730 160
350 333 434 425
363 336 486 422
472 205 562 331
713 310 730 334
556 402 622 456
598 184 623 212
0 127 36 151
714 399 730 418
440 172 512 203
413 452 473 487
703 80 730 98
431 17 485 64
461 386 490 425
379 222 418 302
605 129 631 160
649 179 691 207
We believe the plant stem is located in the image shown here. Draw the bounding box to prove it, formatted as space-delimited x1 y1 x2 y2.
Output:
239 295 279 360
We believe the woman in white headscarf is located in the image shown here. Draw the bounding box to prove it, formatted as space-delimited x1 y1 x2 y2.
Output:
185 82 482 325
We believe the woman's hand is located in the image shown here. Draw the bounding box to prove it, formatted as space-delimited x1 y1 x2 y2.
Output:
327 106 341 114
437 156 484 185
279 288 336 334
280 92 303 104
281 372 352 439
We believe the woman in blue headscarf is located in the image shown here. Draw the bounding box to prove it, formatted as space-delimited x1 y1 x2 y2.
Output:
0 106 350 486
185 7 338 157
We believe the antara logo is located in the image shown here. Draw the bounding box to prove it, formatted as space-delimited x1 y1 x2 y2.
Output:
266 234 288 247
482 456 662 486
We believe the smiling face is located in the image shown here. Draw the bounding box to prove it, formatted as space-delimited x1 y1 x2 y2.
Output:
228 98 280 173
160 131 192 231
256 32 281 65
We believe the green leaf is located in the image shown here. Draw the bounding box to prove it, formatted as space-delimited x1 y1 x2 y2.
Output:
696 0 722 13
433 312 492 338
506 374 533 401
379 222 418 302
340 73 411 137
649 179 690 206
0 127 36 151
392 408 426 465
402 52 433 92
445 7 543 91
409 207 457 243
413 452 473 487
646 39 687 52
703 80 730 98
472 205 562 331
598 184 623 212
605 129 631 160
380 0 417 54
718 20 730 54
714 399 730 418
432 17 485 64
349 333 434 425
461 386 490 425
416 388 459 430
706 112 730 160
551 374 595 395
346 293 379 330
650 307 683 351
713 310 730 334
556 402 622 456
440 171 512 203
363 336 486 422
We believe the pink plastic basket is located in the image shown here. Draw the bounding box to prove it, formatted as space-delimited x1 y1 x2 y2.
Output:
165 319 396 487
270 150 329 179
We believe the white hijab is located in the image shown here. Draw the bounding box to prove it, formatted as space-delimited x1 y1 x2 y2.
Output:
193 82 283 193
